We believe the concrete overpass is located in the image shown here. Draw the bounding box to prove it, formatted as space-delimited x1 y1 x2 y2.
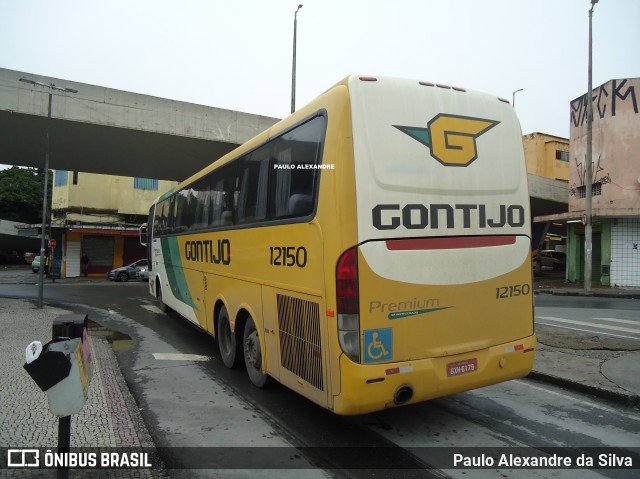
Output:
528 173 568 217
0 67 280 181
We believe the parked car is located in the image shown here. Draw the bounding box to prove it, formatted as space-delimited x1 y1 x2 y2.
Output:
107 259 148 282
31 256 41 273
135 264 149 281
540 250 566 271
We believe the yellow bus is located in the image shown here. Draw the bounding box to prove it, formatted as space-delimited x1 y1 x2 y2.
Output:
144 75 535 415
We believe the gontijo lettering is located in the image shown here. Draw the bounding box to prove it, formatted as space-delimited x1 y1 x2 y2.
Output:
372 203 526 230
185 239 231 265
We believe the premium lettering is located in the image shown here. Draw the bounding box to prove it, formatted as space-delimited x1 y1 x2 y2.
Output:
372 203 526 230
369 297 440 313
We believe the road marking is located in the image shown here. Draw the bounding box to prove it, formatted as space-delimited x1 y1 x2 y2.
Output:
536 322 640 341
141 304 165 314
537 316 640 334
515 380 640 422
152 353 211 361
591 317 640 326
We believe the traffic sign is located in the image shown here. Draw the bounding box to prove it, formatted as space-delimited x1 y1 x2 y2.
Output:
49 239 57 249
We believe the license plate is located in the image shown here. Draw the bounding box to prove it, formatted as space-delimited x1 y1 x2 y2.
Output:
447 358 478 377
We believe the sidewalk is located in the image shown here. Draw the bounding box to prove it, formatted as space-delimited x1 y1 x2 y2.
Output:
0 296 165 477
0 264 111 285
534 271 640 300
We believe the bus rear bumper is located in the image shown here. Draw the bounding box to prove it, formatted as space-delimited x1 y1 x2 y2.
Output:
332 334 536 415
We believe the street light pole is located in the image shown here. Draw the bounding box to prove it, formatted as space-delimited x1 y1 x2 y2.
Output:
584 0 598 293
19 77 78 308
512 88 523 108
291 4 303 114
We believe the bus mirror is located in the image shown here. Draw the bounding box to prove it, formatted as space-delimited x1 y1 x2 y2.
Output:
139 223 148 246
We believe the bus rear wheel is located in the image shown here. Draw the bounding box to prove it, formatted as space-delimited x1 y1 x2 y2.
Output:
243 316 269 388
156 282 169 313
217 306 239 368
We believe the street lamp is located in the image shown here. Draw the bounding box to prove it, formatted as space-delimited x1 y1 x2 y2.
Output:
18 76 78 308
512 88 523 108
291 4 303 114
584 0 598 293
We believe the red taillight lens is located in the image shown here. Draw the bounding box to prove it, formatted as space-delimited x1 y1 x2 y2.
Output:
337 247 359 314
337 247 361 363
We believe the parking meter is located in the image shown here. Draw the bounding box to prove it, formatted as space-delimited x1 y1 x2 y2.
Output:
23 314 93 416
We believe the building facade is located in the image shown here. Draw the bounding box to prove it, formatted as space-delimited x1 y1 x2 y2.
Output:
539 78 640 286
50 170 176 278
523 133 569 255
523 132 570 182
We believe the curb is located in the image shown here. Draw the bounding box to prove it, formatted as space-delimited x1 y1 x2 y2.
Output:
527 370 640 408
535 289 640 300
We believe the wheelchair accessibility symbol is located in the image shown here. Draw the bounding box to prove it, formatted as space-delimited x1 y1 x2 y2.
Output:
364 328 392 363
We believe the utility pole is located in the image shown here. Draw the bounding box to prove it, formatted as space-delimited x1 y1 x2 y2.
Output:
584 0 598 293
291 4 303 114
512 88 523 108
19 77 78 308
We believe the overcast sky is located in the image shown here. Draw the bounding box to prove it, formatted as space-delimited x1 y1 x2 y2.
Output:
1 0 638 147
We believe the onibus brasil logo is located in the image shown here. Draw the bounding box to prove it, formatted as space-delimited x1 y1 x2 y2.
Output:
394 114 500 167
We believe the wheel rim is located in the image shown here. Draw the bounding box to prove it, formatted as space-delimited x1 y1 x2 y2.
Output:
218 307 238 368
245 329 261 370
220 320 232 353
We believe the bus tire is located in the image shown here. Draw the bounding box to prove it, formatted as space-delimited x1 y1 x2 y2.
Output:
243 316 269 388
156 282 170 313
217 306 239 368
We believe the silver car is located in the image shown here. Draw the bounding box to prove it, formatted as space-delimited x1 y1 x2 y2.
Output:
135 264 149 281
107 259 148 282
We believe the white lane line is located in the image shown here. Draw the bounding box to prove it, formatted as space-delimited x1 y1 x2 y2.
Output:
592 317 640 326
141 304 165 314
152 353 211 361
514 380 640 422
537 316 640 334
536 321 640 341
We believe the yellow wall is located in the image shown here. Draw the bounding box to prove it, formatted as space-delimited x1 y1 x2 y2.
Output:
51 171 177 223
113 235 124 269
522 132 569 181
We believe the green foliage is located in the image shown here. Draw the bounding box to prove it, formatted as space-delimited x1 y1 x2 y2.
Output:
0 167 51 223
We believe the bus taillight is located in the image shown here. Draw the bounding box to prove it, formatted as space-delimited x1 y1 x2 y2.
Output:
337 247 360 363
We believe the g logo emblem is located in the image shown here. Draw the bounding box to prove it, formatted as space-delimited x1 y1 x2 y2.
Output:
394 114 499 167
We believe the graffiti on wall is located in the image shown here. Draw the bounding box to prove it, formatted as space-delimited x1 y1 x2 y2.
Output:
571 79 639 127
569 154 611 197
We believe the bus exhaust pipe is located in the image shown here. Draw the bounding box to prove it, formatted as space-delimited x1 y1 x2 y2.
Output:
394 385 414 405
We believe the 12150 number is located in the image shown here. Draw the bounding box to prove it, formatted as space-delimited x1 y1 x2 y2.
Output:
269 246 307 268
496 283 531 299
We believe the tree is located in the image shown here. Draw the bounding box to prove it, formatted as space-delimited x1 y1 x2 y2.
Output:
0 167 52 224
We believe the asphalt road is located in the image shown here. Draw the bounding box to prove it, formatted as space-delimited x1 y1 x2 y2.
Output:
535 294 640 341
1 278 639 478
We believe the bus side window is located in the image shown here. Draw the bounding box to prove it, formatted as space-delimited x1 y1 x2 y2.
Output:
287 194 313 216
237 148 269 224
154 200 165 236
174 189 190 233
206 164 238 228
272 148 293 218
270 115 325 219
191 178 210 231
